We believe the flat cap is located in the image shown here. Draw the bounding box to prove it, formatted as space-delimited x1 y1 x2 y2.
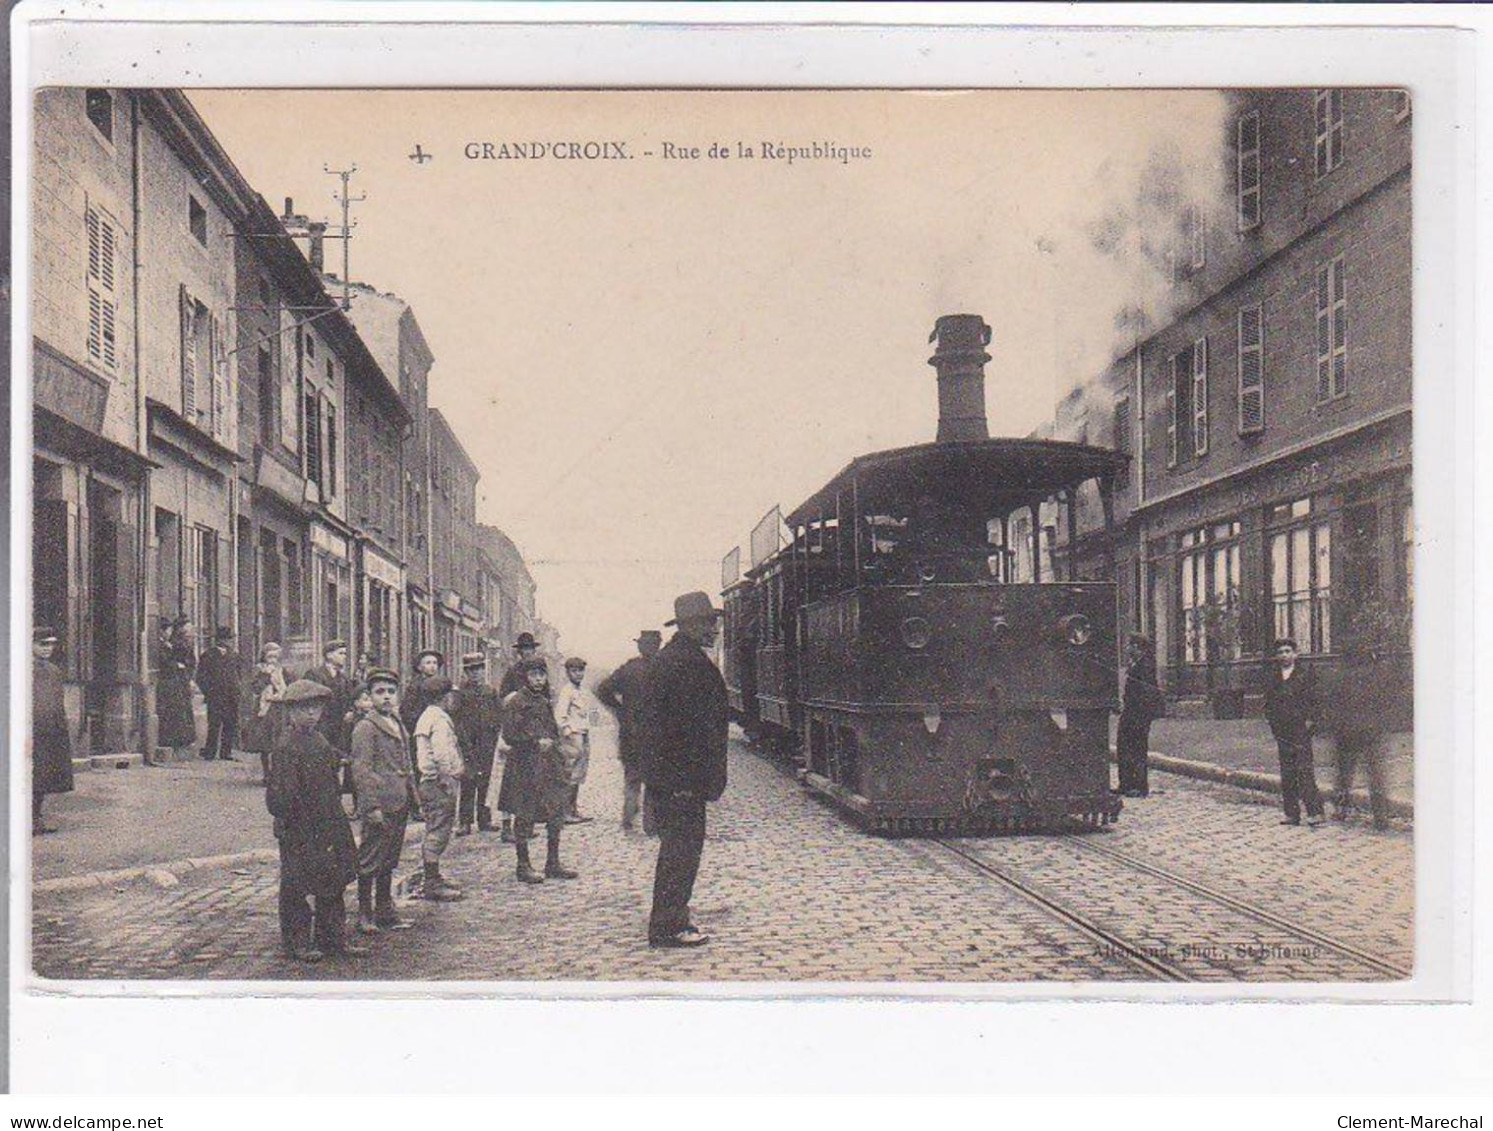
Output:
281 679 334 705
365 667 401 688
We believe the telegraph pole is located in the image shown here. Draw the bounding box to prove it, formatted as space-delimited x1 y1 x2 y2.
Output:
324 164 366 310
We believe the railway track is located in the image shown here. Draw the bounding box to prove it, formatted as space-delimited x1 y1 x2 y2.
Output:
934 834 1411 983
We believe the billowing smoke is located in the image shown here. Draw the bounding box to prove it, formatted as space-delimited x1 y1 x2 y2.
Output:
1035 91 1233 434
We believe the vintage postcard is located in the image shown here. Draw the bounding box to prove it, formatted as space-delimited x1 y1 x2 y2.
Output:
10 13 1471 1032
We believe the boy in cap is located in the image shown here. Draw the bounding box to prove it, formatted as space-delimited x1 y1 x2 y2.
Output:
502 659 576 883
414 677 466 900
455 652 503 836
349 669 415 933
554 656 598 823
267 679 364 963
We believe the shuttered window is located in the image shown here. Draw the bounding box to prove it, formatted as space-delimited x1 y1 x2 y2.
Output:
1191 336 1209 457
325 398 337 498
1315 89 1344 177
304 391 323 490
1238 305 1264 434
1237 111 1261 230
1165 357 1179 469
1113 395 1132 455
1316 257 1347 401
85 204 119 371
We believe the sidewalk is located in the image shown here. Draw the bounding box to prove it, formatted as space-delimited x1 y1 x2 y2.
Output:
1115 715 1414 813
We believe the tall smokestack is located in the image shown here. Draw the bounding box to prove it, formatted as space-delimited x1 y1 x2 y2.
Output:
927 313 992 442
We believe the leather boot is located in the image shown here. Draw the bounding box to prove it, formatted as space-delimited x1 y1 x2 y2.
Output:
500 817 514 843
356 877 380 934
516 840 544 884
422 862 465 901
545 831 578 880
373 873 412 930
477 805 493 832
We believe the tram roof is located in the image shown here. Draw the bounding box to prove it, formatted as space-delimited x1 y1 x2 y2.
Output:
785 437 1129 527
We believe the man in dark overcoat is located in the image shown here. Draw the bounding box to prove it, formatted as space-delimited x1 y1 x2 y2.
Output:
195 626 244 761
642 592 729 948
32 627 74 834
1263 637 1326 827
267 679 364 963
494 632 541 841
1115 632 1164 798
349 668 414 934
455 652 503 835
595 629 662 833
501 660 575 883
1326 638 1392 829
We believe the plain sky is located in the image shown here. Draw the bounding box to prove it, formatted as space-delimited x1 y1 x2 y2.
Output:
187 89 1227 670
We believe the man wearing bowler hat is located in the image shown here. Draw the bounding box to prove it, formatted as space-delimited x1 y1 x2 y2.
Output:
596 630 663 833
495 632 541 841
195 625 245 761
642 592 729 948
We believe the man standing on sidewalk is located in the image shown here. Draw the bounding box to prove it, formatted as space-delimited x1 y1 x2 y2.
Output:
195 627 244 762
494 632 542 842
554 656 598 824
1327 638 1392 829
455 652 503 836
349 668 415 934
414 678 466 901
1263 637 1326 828
596 630 662 833
1115 632 1163 798
643 592 729 949
267 679 365 964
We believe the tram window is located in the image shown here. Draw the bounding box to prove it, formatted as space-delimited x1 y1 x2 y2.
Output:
863 514 907 557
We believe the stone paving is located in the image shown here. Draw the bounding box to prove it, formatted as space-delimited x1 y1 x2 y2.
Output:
30 727 1413 984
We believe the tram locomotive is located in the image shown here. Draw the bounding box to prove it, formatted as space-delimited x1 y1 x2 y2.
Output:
721 314 1129 834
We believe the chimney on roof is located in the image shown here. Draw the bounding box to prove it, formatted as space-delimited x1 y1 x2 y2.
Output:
284 197 294 218
927 314 992 442
307 221 326 271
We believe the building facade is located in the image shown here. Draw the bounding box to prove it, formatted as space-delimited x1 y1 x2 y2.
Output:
476 523 539 668
1056 87 1412 714
429 409 484 662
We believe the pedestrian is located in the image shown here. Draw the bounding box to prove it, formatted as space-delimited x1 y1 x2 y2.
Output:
554 656 598 823
1115 632 1164 798
1327 638 1392 829
1263 637 1326 828
266 679 365 964
597 630 663 834
31 627 74 835
195 626 244 762
413 677 466 901
154 616 198 765
349 668 415 934
304 640 357 796
642 592 729 948
500 659 577 884
494 632 541 841
454 652 503 836
242 641 289 782
400 649 445 823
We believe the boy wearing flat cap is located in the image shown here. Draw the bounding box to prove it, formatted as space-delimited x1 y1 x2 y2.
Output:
266 679 364 963
554 656 598 823
350 669 414 933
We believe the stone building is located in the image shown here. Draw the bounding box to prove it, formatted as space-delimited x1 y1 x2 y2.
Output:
1053 87 1412 714
476 523 539 667
428 409 484 662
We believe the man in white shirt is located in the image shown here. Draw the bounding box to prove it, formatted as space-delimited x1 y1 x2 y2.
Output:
414 677 466 900
554 657 598 824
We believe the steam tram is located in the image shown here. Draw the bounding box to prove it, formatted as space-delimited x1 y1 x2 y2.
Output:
721 314 1129 834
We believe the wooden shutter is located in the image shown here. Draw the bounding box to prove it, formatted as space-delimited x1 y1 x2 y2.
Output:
85 205 118 370
1237 112 1261 230
1165 357 1178 468
1238 305 1264 434
211 313 228 441
180 286 198 420
1192 336 1209 456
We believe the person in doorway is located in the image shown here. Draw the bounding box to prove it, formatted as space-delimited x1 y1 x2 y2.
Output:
413 677 466 901
596 630 663 834
242 641 289 782
195 626 244 762
494 632 541 842
31 627 74 834
154 617 198 765
642 592 729 948
554 656 597 823
501 660 576 884
266 679 364 964
1263 637 1326 828
454 652 503 836
1115 632 1164 798
349 668 415 934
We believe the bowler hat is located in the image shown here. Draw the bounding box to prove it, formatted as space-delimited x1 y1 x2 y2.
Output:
665 590 723 626
460 651 486 670
281 679 334 705
365 667 401 689
636 630 662 645
514 632 538 650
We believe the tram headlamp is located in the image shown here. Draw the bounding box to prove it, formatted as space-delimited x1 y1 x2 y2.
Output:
900 616 933 650
1059 613 1093 647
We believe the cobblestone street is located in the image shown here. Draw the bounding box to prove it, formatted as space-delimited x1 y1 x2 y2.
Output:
31 727 1413 984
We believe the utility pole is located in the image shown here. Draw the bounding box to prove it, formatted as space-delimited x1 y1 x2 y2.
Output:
324 164 366 310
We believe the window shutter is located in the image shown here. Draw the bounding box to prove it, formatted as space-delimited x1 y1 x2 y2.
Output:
88 290 103 363
1332 258 1347 398
211 313 227 440
1237 112 1261 230
325 397 337 498
1113 396 1132 455
99 216 116 291
1238 305 1264 434
180 286 197 420
1166 357 1178 468
1192 336 1209 456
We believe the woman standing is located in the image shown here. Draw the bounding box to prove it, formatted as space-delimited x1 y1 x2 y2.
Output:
32 627 75 834
154 617 198 765
242 641 289 781
1116 632 1163 798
